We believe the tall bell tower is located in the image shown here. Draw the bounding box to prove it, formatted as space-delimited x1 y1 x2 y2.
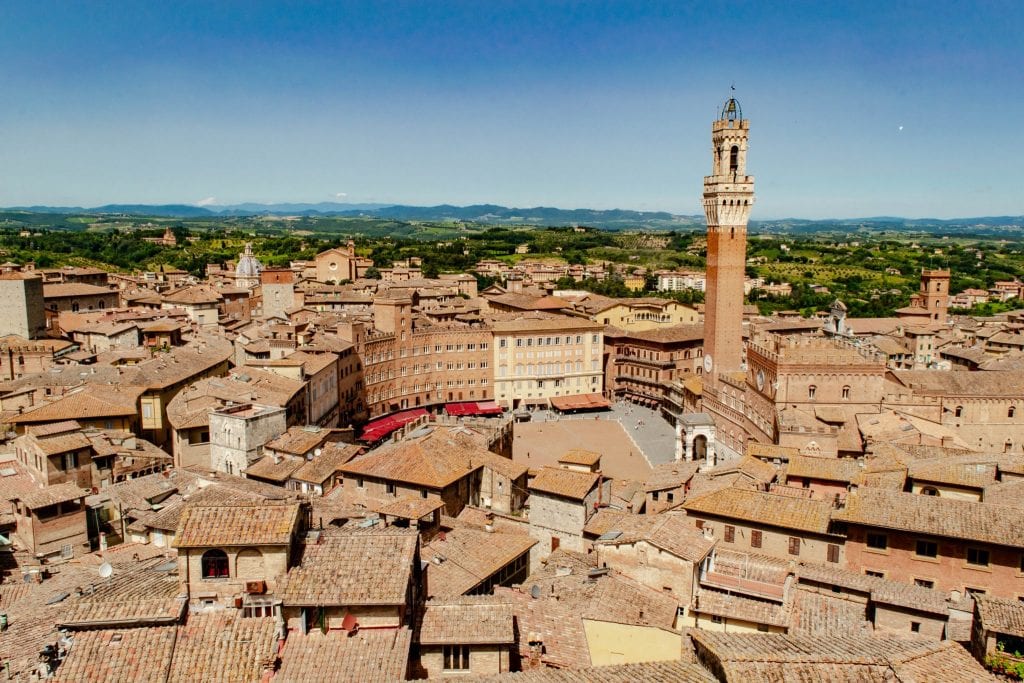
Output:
702 97 754 381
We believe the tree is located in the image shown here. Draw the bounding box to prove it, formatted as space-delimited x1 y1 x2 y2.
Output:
364 266 381 280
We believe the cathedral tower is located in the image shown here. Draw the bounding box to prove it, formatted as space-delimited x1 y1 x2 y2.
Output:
702 98 755 380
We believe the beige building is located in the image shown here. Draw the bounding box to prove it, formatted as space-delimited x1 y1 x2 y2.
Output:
417 599 514 678
589 298 699 331
492 314 604 410
174 501 305 605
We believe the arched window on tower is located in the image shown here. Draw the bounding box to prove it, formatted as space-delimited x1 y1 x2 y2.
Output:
729 146 739 173
1009 406 1016 418
954 406 963 418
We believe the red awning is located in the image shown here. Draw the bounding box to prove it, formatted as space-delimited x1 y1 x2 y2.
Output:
359 408 429 442
444 401 504 417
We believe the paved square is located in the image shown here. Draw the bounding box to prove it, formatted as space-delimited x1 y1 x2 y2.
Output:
511 417 654 481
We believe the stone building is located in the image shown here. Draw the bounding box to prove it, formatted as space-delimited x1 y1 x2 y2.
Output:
527 466 611 557
0 272 45 339
174 501 305 606
208 403 287 476
416 598 514 678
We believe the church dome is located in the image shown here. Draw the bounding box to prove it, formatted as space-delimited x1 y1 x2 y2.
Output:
235 243 263 278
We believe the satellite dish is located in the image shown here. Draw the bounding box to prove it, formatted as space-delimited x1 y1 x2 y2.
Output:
529 584 541 600
98 563 113 579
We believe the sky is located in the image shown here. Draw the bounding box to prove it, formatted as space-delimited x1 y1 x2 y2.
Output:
0 1 1021 219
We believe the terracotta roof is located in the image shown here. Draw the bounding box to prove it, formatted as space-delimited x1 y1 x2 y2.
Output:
419 597 514 645
173 502 301 547
689 630 992 682
7 384 144 424
25 430 93 456
244 454 303 482
557 448 602 467
890 369 1024 397
788 586 872 637
529 466 600 500
265 425 332 456
290 442 362 485
43 283 116 299
167 613 278 682
53 626 178 683
683 487 834 535
608 323 705 345
160 284 223 305
596 513 715 563
834 488 1024 548
451 660 715 682
795 562 949 615
275 628 411 683
339 428 491 489
643 460 701 492
20 481 87 509
976 595 1024 638
785 455 863 484
693 587 789 627
982 479 1024 507
58 556 186 628
166 368 303 430
908 458 997 489
374 496 444 520
279 528 418 606
421 524 537 598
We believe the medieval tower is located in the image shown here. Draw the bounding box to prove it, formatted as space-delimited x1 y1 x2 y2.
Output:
702 97 754 380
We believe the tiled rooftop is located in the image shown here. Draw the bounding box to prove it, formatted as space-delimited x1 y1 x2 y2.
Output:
834 487 1024 548
528 466 600 501
275 628 412 683
683 487 834 535
419 597 514 645
279 528 417 606
174 502 301 548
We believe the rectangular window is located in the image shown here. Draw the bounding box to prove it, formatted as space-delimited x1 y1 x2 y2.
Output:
750 530 762 548
914 578 935 589
915 540 938 558
788 536 800 556
827 544 840 563
910 622 920 633
724 525 735 543
865 570 885 578
443 645 470 671
966 587 986 598
386 482 396 495
710 615 723 624
967 547 990 567
866 533 888 550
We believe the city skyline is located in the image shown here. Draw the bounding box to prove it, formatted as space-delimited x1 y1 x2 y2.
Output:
1 1 1021 218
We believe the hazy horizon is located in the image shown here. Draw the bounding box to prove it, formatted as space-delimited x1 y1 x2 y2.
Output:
1 2 1021 219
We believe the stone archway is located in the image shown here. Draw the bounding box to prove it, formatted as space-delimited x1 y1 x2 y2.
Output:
235 547 265 579
676 413 718 465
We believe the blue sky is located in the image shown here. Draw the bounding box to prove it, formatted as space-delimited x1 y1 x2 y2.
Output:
0 1 1020 218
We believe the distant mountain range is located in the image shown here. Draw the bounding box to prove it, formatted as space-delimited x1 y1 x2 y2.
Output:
2 203 1022 232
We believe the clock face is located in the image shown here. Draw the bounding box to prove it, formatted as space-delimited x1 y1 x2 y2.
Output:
756 369 765 390
703 354 713 374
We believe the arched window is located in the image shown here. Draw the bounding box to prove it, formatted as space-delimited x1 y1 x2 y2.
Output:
729 145 739 173
71 302 80 312
841 385 851 400
954 406 963 418
808 385 817 400
201 549 229 579
920 486 940 497
1010 406 1016 418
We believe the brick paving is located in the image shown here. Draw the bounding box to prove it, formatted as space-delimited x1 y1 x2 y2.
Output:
511 402 678 482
